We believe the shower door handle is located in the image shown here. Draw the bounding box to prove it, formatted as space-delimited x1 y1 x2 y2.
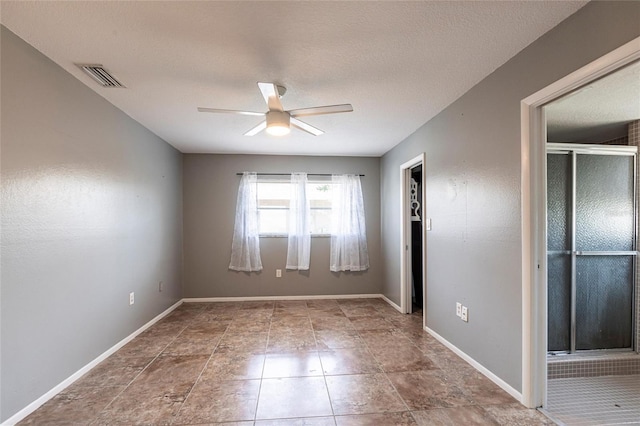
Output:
573 250 637 256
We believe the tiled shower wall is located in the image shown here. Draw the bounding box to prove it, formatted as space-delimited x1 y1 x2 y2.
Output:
548 355 640 379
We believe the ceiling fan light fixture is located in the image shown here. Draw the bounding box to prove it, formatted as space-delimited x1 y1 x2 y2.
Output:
266 111 291 136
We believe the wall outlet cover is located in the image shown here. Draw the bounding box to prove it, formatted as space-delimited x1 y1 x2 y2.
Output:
461 306 468 322
456 302 462 317
129 292 135 305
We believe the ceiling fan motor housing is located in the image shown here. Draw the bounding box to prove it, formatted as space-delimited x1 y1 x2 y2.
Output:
266 110 291 135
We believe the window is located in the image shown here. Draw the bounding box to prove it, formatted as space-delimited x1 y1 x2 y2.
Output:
257 179 333 235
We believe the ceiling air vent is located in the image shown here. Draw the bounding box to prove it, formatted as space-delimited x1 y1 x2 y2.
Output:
77 64 125 88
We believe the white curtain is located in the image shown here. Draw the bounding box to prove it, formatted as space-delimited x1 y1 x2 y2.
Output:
330 174 369 272
229 172 263 271
286 173 311 270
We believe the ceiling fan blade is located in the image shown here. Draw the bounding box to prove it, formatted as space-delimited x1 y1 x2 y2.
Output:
257 82 284 112
288 104 353 118
244 121 267 136
290 117 324 136
198 107 264 116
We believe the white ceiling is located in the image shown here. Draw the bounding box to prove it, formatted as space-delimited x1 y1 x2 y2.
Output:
546 60 640 143
1 1 587 156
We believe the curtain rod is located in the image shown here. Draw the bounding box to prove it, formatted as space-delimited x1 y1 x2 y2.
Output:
236 173 365 177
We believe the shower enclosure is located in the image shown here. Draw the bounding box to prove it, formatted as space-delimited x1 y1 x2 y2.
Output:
547 143 637 353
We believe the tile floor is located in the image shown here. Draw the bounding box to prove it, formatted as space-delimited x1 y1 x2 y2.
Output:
546 375 640 425
20 298 553 425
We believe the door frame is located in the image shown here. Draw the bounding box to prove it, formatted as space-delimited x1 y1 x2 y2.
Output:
400 153 427 318
521 36 640 408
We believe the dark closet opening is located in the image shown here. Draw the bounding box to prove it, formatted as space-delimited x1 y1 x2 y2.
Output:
411 165 423 310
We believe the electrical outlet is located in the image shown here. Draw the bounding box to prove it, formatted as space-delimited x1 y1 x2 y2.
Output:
461 306 468 322
159 281 163 292
456 302 462 317
129 292 135 305
276 269 282 278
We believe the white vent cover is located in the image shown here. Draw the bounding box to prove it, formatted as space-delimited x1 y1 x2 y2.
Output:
77 64 125 88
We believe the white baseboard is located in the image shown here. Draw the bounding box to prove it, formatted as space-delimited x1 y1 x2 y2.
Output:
380 294 403 313
2 300 183 426
183 293 383 303
425 326 523 403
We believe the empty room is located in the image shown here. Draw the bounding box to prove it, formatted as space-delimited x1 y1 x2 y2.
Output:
2 1 640 425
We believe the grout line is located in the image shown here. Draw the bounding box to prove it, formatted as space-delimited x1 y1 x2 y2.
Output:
96 311 191 422
171 304 231 424
309 300 337 419
253 302 275 422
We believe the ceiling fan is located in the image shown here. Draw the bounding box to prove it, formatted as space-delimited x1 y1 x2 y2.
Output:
198 82 353 136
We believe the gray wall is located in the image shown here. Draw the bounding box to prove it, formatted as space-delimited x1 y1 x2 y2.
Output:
0 27 183 422
183 154 381 298
380 1 640 392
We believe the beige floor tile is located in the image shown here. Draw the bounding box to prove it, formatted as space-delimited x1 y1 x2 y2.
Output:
325 373 407 415
311 317 355 331
319 348 382 375
387 370 473 410
315 329 366 350
201 352 266 381
482 403 555 425
411 406 499 425
267 329 317 352
339 305 380 318
368 345 437 373
73 356 153 387
335 411 417 425
255 417 336 426
358 329 413 348
93 380 192 425
262 351 323 378
19 386 124 426
348 316 396 331
114 335 173 358
270 315 313 330
173 379 260 424
452 369 516 405
216 331 269 354
256 377 333 419
162 333 223 356
132 354 209 386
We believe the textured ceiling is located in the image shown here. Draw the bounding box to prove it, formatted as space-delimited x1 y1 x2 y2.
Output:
546 60 640 143
1 1 587 156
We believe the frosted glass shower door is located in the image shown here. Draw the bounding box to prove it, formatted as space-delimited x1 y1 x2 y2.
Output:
575 154 634 350
547 147 636 353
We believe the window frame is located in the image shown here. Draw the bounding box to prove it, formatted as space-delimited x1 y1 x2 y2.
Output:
256 176 333 238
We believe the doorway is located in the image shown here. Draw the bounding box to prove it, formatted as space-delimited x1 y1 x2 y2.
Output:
410 164 424 312
521 36 640 411
400 153 426 317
